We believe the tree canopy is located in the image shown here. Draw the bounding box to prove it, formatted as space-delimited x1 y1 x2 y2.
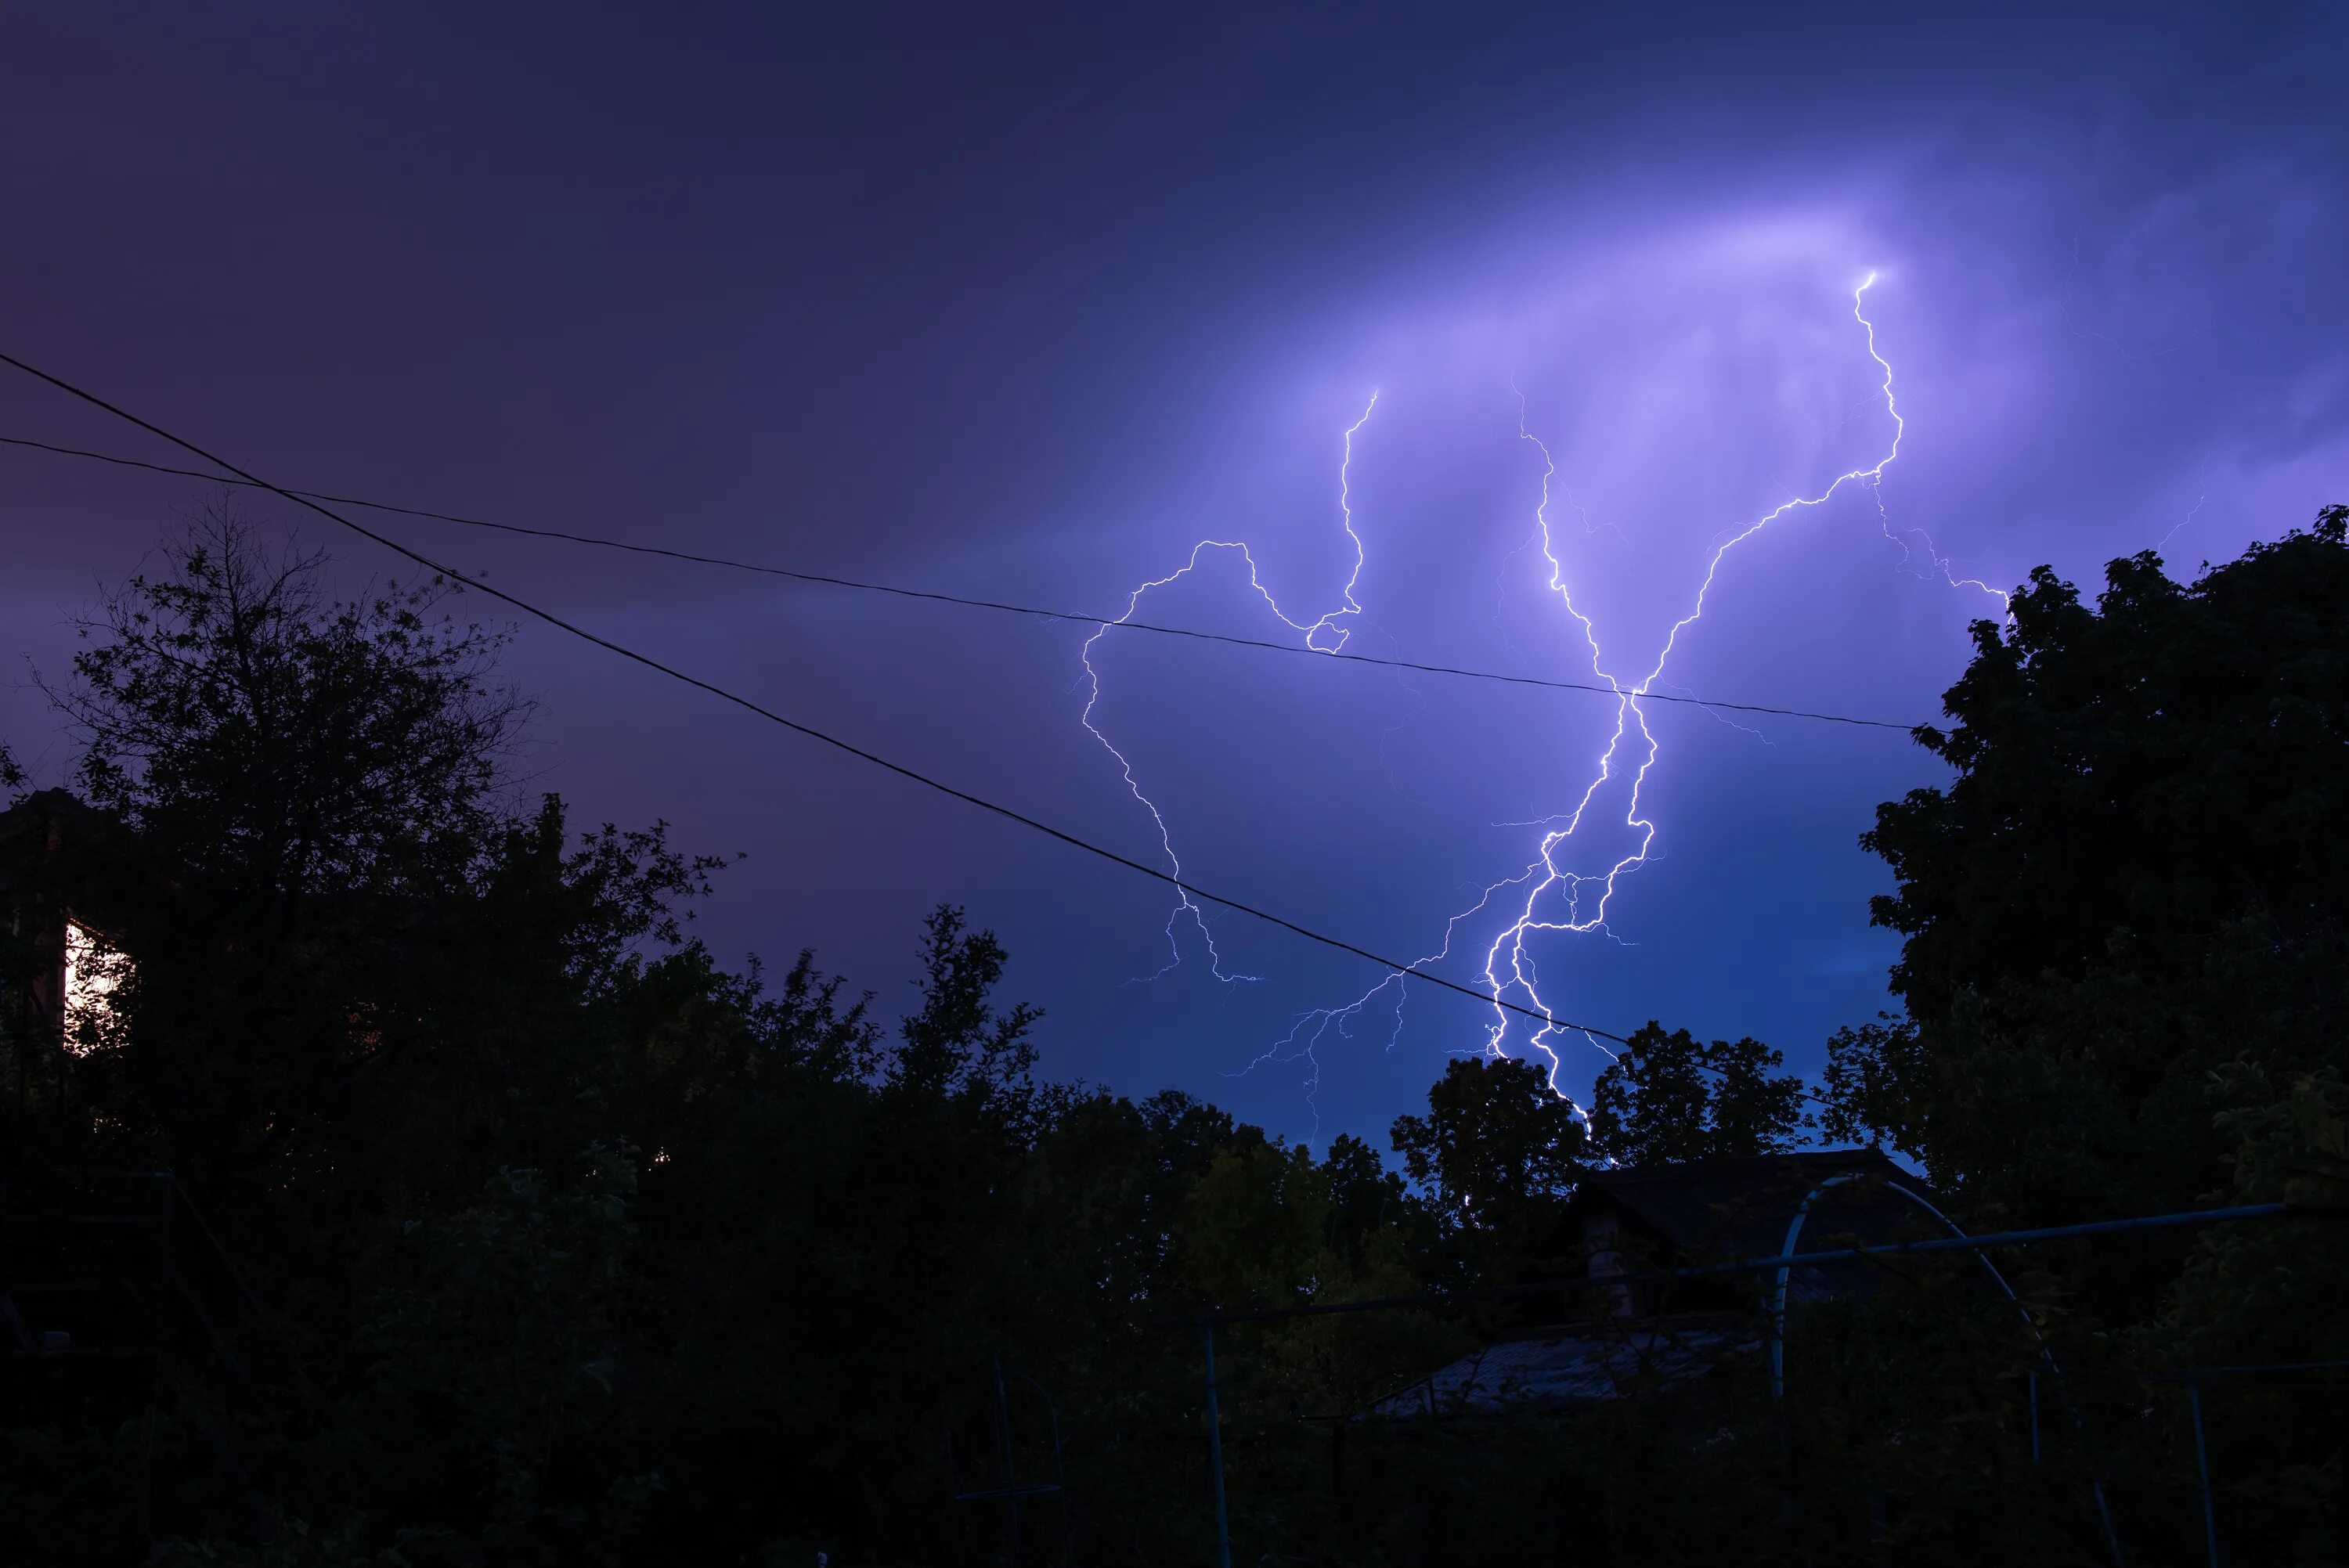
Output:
1833 507 2349 1223
1867 505 2349 1022
4 506 2344 1566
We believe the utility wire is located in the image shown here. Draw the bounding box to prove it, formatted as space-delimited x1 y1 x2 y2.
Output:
1164 1202 2335 1328
0 431 1929 734
0 354 1633 1046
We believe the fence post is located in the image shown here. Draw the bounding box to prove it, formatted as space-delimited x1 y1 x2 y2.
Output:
1201 1319 1232 1568
992 1357 1022 1565
2027 1372 2039 1465
2188 1368 2217 1568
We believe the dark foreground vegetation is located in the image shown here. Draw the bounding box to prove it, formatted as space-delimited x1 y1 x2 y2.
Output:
2 503 2344 1566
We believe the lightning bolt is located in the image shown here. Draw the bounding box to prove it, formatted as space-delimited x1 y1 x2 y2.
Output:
1875 488 2014 615
1259 276 1927 1116
1854 316 2008 617
1089 274 1997 1126
1472 274 1914 1090
1080 393 1380 982
2156 464 2211 557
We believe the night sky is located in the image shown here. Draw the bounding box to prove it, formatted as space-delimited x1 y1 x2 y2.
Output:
3 4 2344 1147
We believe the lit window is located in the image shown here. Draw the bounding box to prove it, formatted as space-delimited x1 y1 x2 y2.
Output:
62 920 124 1054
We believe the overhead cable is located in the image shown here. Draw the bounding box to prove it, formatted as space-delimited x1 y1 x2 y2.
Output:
0 431 1930 734
0 356 1636 1046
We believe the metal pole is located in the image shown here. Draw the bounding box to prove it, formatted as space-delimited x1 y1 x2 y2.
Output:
993 1357 1020 1565
1201 1319 1232 1568
1766 1174 2127 1568
1169 1202 2315 1332
2188 1369 2217 1568
2028 1372 2039 1465
2094 1482 2123 1568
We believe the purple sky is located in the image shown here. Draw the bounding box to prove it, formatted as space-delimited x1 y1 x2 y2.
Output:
3 4 2344 1146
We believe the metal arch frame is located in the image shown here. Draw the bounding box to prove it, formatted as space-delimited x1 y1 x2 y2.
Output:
1767 1173 2033 1401
1164 1199 2322 1566
950 1357 1068 1566
1768 1172 2121 1565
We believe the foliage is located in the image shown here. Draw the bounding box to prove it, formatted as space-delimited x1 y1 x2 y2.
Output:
1823 507 2349 1559
1864 505 2349 1021
342 1144 654 1565
150 1510 413 1568
5 510 2345 1564
1587 1022 1812 1166
1830 510 2349 1225
1390 1056 1583 1236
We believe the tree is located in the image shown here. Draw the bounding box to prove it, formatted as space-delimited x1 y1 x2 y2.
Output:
1817 509 2349 1558
1586 1022 1810 1166
1319 1130 1419 1273
351 1143 656 1565
1389 1054 1586 1274
51 501 2349 1563
32 504 518 1184
1174 1137 1330 1309
1865 506 2349 1021
1833 507 2349 1222
19 508 723 1244
883 903 1041 1108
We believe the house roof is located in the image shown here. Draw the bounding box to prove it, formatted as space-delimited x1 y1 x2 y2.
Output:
0 788 110 852
0 790 129 941
1578 1147 1921 1265
1364 1313 1757 1418
1366 1152 1948 1422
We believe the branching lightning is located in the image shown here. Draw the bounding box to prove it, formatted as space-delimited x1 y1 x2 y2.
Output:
1253 274 1917 1107
2156 464 2211 557
1876 488 2015 615
1084 274 1997 1122
1471 276 1908 1092
1080 393 1380 982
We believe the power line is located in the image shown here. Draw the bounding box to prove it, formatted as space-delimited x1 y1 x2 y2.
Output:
0 431 1929 734
0 352 1634 1046
1166 1201 2337 1328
